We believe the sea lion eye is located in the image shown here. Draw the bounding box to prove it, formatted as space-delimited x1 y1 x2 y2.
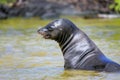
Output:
48 27 53 31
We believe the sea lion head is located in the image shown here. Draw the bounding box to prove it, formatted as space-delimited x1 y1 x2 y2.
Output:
37 19 79 41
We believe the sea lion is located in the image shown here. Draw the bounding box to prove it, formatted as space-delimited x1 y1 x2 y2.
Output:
37 19 120 72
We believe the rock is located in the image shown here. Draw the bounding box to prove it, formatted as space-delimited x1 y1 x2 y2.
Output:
8 8 20 17
41 12 59 19
0 11 7 19
0 4 8 19
60 6 82 15
0 4 10 14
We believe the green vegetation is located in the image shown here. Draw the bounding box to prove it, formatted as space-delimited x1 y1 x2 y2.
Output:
110 0 120 13
0 0 15 4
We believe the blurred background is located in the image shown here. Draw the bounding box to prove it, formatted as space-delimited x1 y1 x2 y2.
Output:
0 0 120 19
0 0 120 80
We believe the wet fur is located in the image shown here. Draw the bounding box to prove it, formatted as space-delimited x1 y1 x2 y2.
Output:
38 19 120 72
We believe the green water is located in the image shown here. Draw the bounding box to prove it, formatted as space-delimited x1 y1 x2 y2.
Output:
0 17 120 80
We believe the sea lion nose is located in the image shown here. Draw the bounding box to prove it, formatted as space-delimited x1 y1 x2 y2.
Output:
37 28 48 34
37 28 43 34
37 29 41 33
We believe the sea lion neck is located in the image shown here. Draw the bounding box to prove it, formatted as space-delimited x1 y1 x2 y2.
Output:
55 28 79 54
59 33 74 49
56 30 74 46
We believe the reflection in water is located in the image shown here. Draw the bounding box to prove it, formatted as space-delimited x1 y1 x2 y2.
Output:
5 44 13 54
0 18 120 80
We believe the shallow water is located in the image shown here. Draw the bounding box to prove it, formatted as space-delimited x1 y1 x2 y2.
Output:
0 17 120 80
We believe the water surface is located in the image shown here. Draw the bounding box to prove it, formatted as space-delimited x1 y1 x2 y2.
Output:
0 17 120 80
